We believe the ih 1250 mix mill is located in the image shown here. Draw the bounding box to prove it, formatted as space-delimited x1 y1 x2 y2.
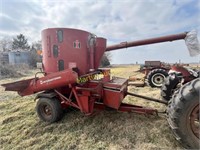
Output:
2 28 199 149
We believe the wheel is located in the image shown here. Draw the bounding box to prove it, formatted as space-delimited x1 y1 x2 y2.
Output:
167 78 200 149
161 74 180 101
36 97 63 123
147 69 168 88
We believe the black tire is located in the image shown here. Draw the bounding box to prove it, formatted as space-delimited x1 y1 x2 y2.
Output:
36 97 63 123
161 74 180 101
147 69 168 88
167 78 200 149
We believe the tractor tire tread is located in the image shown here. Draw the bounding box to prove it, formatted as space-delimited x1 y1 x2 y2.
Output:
167 78 200 149
147 69 168 88
161 75 180 101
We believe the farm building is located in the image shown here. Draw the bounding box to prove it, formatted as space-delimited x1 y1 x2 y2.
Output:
0 51 31 65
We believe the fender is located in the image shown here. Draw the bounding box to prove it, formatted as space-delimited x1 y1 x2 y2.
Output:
34 91 57 101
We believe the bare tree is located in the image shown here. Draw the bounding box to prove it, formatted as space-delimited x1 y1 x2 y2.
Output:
32 40 42 50
29 41 42 67
0 37 13 52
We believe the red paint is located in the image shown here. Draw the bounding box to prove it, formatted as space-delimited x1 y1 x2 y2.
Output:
106 32 187 51
42 28 106 75
170 65 194 82
118 103 157 114
103 78 128 109
2 69 78 96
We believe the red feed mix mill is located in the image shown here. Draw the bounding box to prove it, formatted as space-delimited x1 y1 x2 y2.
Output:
2 28 199 149
0 28 189 117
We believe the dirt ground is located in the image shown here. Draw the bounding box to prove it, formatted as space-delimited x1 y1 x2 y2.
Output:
0 65 183 150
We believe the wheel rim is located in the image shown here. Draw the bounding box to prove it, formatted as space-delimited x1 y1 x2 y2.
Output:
190 104 199 139
40 104 53 119
151 73 165 87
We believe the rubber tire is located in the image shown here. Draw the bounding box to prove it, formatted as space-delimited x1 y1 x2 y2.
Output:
36 97 63 123
167 78 200 149
161 74 180 101
147 69 168 88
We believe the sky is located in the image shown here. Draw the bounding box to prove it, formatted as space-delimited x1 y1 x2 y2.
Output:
0 0 200 64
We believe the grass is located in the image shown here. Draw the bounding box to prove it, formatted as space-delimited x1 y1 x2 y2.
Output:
0 65 182 150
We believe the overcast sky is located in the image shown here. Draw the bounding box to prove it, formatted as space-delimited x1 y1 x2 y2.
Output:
0 0 200 64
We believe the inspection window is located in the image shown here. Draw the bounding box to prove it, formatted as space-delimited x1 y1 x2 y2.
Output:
57 30 63 43
58 60 64 71
53 45 58 58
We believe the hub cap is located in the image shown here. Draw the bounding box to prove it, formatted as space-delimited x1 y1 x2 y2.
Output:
151 73 165 87
41 104 52 119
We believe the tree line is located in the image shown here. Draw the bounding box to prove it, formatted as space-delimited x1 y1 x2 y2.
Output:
0 34 42 67
0 34 42 52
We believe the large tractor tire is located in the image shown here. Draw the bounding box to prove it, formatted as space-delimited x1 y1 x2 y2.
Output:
167 78 200 149
147 69 168 88
36 97 63 123
161 74 180 101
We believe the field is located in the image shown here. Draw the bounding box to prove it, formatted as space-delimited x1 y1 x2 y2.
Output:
0 65 183 150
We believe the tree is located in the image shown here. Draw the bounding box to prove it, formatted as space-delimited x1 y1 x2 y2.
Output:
32 40 42 51
100 52 111 67
0 37 13 52
29 41 42 67
12 34 30 50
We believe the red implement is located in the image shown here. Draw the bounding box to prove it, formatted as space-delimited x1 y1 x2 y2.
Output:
1 28 187 116
2 69 78 96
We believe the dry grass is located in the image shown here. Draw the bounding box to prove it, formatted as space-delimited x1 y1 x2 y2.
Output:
0 64 32 79
0 65 183 150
